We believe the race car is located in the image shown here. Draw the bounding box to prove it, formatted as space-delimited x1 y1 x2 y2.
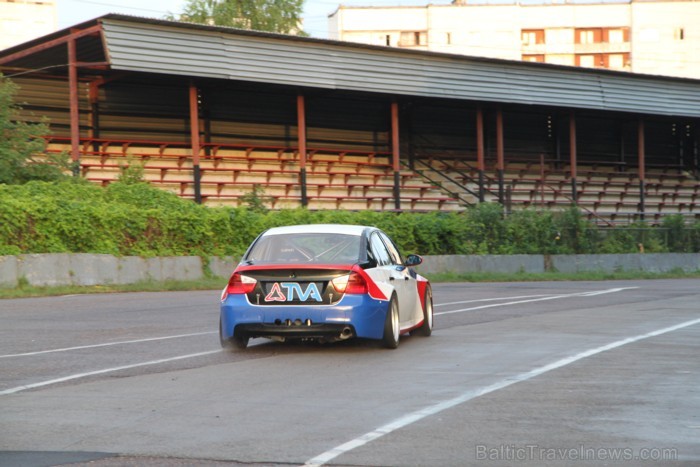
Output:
219 224 433 349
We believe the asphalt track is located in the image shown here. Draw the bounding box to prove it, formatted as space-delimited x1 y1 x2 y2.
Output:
1 279 699 466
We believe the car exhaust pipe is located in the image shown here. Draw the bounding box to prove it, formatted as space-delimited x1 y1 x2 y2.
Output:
339 327 353 340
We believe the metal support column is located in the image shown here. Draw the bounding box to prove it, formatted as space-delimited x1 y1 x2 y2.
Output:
297 94 308 207
188 83 202 204
569 111 578 204
67 37 80 177
391 101 401 210
496 109 505 205
476 107 485 203
694 123 699 176
638 118 646 221
88 80 101 155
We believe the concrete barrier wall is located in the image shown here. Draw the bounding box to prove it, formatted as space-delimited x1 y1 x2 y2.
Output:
416 255 545 275
0 254 220 288
0 253 698 288
549 253 700 274
417 253 700 276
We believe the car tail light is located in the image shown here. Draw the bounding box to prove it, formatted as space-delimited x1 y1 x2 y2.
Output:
222 273 257 300
331 272 367 294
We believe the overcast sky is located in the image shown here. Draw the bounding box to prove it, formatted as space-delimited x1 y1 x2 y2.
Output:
56 0 445 39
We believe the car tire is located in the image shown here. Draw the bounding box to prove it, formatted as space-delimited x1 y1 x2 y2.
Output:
232 332 249 350
220 319 248 350
413 287 433 337
382 295 400 349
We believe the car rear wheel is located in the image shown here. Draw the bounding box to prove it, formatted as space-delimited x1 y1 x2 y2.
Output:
220 319 249 350
413 287 433 337
382 295 399 349
232 332 249 350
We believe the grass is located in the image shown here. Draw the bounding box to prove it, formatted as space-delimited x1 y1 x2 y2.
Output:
0 277 226 299
1 270 699 299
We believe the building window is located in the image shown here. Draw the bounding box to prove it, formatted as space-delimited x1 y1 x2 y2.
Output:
522 54 545 63
600 53 631 69
674 28 685 40
576 28 602 44
385 34 391 46
608 54 625 68
606 28 626 44
399 31 427 47
577 54 598 67
579 55 593 67
575 53 628 69
521 29 545 45
446 32 451 45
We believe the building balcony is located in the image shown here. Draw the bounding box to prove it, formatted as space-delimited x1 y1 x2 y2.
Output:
574 42 631 54
521 42 631 55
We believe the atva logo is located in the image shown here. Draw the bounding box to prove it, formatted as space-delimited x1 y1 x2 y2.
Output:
265 282 322 302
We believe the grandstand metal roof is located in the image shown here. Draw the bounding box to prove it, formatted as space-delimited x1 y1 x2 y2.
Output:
1 14 700 118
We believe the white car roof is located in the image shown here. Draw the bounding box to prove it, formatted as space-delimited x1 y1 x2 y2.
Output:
263 224 370 237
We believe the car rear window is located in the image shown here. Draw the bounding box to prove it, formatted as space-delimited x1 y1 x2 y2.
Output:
246 233 361 264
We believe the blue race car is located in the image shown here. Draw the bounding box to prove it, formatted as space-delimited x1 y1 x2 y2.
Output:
219 224 433 349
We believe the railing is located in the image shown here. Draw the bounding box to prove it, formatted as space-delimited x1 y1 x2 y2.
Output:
427 157 501 199
523 180 614 227
400 160 474 207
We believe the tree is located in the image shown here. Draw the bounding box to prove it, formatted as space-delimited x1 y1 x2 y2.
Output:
0 75 69 185
168 0 307 36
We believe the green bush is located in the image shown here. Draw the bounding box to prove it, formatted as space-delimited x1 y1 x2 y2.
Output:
596 222 668 254
552 205 600 254
662 214 689 252
502 208 561 255
1 180 699 257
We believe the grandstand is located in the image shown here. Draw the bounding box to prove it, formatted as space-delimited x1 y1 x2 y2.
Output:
45 137 460 212
1 14 698 224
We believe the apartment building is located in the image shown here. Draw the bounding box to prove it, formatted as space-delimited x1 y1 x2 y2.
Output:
0 0 57 50
329 0 700 78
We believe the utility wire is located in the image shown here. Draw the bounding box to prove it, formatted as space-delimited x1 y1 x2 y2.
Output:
2 64 69 78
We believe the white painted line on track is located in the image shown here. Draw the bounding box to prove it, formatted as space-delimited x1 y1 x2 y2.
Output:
435 293 556 307
0 349 222 396
304 316 700 466
0 331 218 359
578 288 637 296
435 287 638 316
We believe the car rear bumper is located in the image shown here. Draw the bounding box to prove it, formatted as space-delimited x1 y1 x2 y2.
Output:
220 294 389 341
